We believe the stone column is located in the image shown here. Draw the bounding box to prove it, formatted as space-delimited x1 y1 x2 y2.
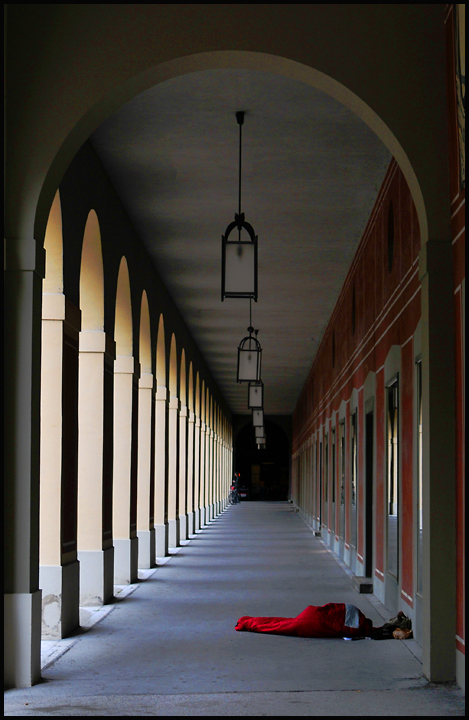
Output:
113 356 139 585
419 240 456 682
178 405 188 541
205 426 211 522
137 372 155 569
77 330 115 606
154 386 169 557
168 397 180 548
4 236 45 688
199 422 206 527
186 410 195 535
215 433 221 515
193 417 201 531
39 293 81 639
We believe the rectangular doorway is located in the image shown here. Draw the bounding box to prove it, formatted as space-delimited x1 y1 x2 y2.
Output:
365 410 374 579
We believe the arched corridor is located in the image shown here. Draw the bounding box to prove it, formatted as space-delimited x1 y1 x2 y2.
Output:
4 504 465 715
4 4 465 707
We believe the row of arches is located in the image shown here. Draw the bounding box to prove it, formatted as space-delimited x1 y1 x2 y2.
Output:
39 191 233 638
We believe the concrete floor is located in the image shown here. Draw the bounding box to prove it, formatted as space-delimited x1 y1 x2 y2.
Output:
4 502 465 716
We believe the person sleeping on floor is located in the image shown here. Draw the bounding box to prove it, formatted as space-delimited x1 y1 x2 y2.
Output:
235 604 413 640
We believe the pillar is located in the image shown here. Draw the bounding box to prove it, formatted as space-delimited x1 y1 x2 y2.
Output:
199 422 206 527
178 405 188 541
77 330 115 605
419 240 456 682
4 236 44 688
137 372 155 568
39 293 80 639
168 396 180 547
154 386 169 556
112 356 139 584
186 409 195 534
193 416 201 531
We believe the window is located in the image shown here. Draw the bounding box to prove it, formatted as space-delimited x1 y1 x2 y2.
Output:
387 202 394 273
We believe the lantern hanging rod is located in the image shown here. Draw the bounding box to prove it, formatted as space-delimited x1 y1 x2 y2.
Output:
236 111 244 220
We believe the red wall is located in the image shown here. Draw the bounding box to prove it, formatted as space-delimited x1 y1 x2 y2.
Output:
445 3 465 659
293 2 465 662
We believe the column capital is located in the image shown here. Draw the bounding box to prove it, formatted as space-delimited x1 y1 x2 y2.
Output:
79 330 116 359
5 236 45 277
114 355 140 378
179 405 188 418
419 239 452 281
138 372 154 390
169 397 180 411
156 386 169 402
188 410 195 423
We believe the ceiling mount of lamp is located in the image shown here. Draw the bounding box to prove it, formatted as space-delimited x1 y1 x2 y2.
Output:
221 111 258 302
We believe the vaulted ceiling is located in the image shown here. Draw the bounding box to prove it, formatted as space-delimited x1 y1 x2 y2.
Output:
90 68 391 415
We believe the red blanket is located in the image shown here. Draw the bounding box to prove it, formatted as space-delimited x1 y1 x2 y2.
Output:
235 603 373 638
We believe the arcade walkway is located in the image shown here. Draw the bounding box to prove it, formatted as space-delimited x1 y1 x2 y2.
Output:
4 503 464 716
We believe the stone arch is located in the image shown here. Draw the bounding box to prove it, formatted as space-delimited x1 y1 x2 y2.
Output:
179 350 187 407
32 23 452 250
195 373 200 418
43 190 63 294
156 314 166 388
40 188 81 638
80 210 104 331
115 256 133 356
113 254 139 584
136 289 154 568
188 362 194 413
169 334 178 398
77 207 114 607
139 290 152 375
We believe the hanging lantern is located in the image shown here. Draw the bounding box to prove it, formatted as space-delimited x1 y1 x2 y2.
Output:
257 437 266 449
221 111 258 301
252 408 264 427
255 425 265 439
248 380 264 409
237 327 262 383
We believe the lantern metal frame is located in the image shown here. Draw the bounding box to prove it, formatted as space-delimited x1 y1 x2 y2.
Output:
237 327 262 383
248 380 264 409
221 111 258 301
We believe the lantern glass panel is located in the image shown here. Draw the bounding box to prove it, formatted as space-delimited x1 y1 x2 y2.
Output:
238 346 261 382
248 382 263 409
225 242 255 296
253 409 264 427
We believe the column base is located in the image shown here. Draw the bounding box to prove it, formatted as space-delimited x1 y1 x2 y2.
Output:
114 537 139 585
39 559 80 639
154 523 169 558
187 511 195 537
199 507 206 527
4 590 42 688
168 518 180 548
178 514 188 542
137 528 155 569
78 547 114 606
